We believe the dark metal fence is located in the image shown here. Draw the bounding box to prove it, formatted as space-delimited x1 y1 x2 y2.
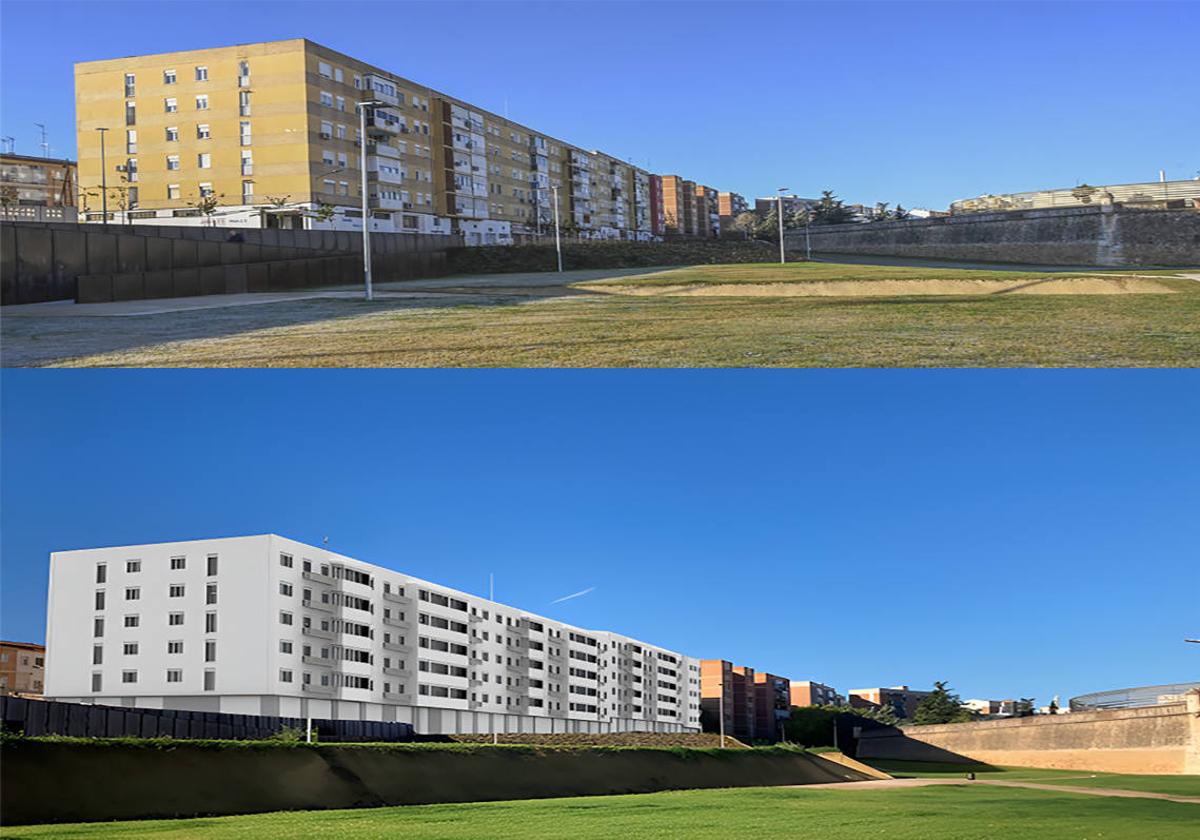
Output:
0 696 414 742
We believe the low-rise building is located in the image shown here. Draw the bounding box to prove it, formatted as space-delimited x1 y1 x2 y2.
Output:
0 153 77 222
789 680 843 707
849 685 931 720
0 641 46 696
44 535 701 734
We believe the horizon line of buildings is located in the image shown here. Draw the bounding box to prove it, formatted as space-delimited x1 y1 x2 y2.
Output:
62 38 753 244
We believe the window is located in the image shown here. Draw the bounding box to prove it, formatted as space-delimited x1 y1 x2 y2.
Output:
92 673 102 692
126 129 137 154
335 95 345 112
204 670 215 691
124 615 139 628
168 640 183 654
239 90 251 116
123 642 138 655
197 153 211 169
170 556 186 570
280 669 293 683
164 98 177 113
318 61 332 79
164 69 176 85
195 65 208 81
168 184 181 200
322 149 335 166
196 124 210 139
279 582 293 597
335 124 347 140
96 564 107 584
320 121 333 139
195 95 208 110
280 611 293 626
125 158 138 183
92 645 103 665
126 100 136 125
280 640 293 654
169 612 184 626
167 669 182 683
206 583 217 605
238 61 250 83
205 640 216 662
206 555 219 576
239 121 251 146
169 584 185 598
95 590 106 610
165 126 178 142
122 670 138 684
126 560 141 573
334 68 343 83
280 553 293 568
241 151 253 175
320 91 333 107
125 587 140 601
205 612 217 633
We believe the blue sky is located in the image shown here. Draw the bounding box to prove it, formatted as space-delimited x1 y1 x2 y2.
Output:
1 0 1195 209
2 370 1197 706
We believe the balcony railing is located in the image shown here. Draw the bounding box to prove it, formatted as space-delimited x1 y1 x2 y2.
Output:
382 640 411 653
302 655 334 668
302 683 335 695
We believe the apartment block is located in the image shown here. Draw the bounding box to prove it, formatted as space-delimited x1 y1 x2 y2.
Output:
693 184 719 238
717 191 748 229
0 641 46 696
0 153 77 222
789 680 844 707
849 685 932 720
699 659 757 742
74 39 659 244
752 672 790 742
45 535 701 734
660 175 700 237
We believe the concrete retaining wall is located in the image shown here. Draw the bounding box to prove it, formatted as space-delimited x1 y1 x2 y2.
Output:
785 206 1200 267
857 693 1200 774
1 222 462 304
0 741 872 824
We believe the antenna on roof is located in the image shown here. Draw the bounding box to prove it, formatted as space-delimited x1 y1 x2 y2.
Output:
35 124 48 158
1 137 13 154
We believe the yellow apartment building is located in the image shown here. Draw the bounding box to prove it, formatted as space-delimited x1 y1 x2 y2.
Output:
75 38 665 243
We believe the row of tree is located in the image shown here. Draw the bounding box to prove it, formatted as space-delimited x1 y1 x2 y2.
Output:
730 190 913 242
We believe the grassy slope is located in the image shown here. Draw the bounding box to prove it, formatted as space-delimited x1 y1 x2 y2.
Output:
578 262 1195 286
2 786 1196 839
866 759 1200 797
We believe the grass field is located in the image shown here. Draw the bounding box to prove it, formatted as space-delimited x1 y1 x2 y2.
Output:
4 261 1198 368
867 759 1200 797
3 784 1196 839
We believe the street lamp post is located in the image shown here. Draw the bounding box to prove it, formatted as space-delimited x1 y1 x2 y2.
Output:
777 187 789 264
718 685 727 748
95 127 109 226
551 184 563 273
355 100 384 301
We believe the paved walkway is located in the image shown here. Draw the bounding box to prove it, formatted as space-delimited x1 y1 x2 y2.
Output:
797 777 1200 804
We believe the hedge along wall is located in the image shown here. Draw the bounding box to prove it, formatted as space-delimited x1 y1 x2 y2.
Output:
445 239 781 275
0 740 874 825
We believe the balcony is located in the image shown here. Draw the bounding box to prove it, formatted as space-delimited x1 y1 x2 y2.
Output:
369 195 404 211
368 142 401 159
382 614 410 629
301 598 333 613
382 640 411 654
369 113 402 135
302 626 333 640
302 655 334 668
363 75 400 106
302 683 335 695
505 661 524 674
383 691 407 701
382 667 412 678
303 569 335 585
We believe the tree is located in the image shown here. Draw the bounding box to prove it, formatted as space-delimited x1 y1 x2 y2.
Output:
1047 698 1059 715
893 204 911 221
0 185 16 212
731 211 759 239
811 190 855 225
871 202 892 222
910 681 973 725
189 191 224 226
309 202 337 225
783 704 899 747
1015 697 1036 717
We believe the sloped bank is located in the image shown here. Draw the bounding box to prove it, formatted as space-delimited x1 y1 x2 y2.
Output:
0 738 872 825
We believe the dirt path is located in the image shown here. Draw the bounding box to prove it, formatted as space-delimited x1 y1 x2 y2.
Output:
796 777 1200 804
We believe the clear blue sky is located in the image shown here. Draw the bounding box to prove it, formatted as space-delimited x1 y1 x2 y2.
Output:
1 0 1195 209
2 370 1197 706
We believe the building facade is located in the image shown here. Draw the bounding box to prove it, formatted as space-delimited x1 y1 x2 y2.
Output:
752 672 790 742
0 641 46 696
849 685 932 720
44 535 701 734
789 680 844 707
0 153 77 222
699 659 758 742
717 191 747 231
74 39 661 243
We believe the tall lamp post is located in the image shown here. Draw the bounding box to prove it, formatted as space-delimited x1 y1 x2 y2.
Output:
777 187 789 264
354 99 384 301
551 184 563 273
95 127 109 226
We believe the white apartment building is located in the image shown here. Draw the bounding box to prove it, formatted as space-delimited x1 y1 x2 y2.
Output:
45 535 702 734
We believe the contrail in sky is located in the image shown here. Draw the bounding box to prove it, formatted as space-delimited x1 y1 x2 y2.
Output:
550 586 595 605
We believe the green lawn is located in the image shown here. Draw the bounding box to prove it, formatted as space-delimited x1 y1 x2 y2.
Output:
866 759 1200 797
3 785 1197 840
